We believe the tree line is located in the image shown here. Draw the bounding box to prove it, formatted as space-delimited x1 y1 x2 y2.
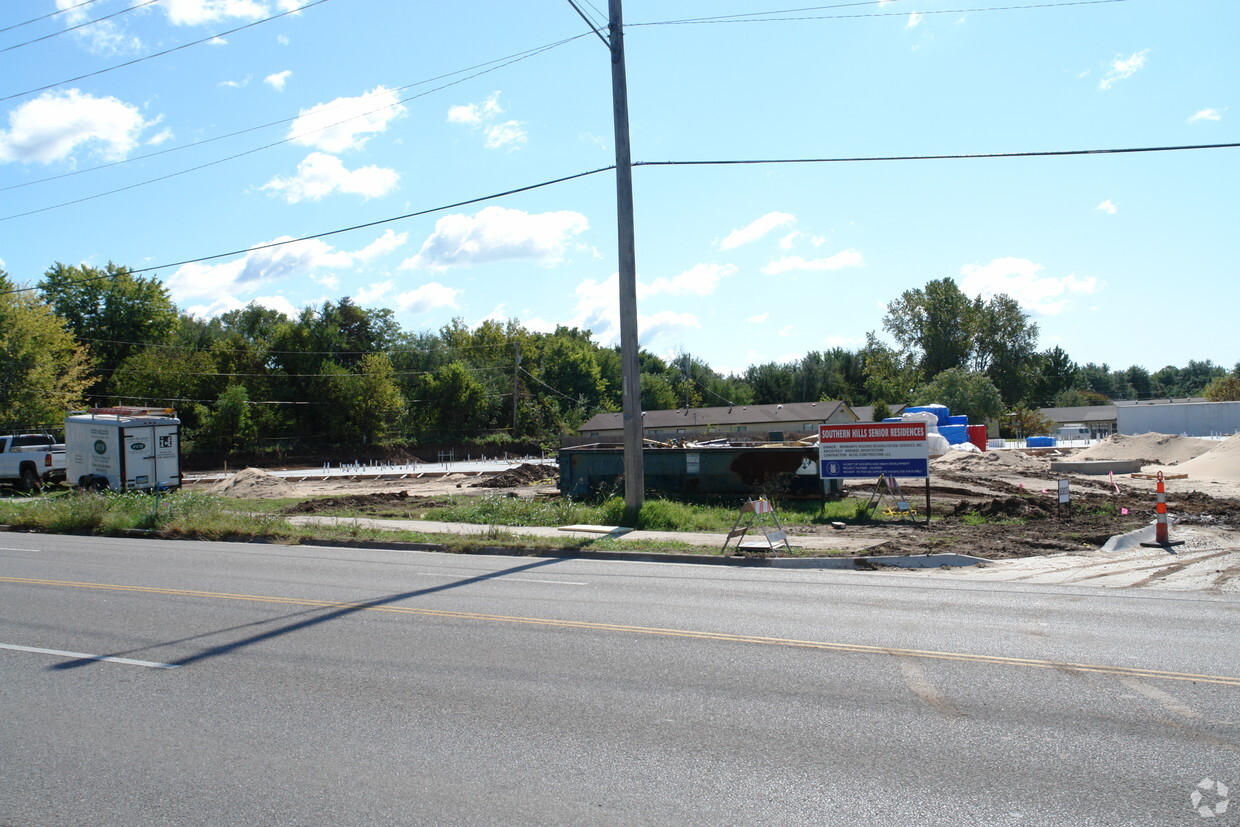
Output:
2 264 1237 455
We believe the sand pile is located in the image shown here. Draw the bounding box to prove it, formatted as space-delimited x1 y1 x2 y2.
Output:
1074 433 1215 466
1165 434 1240 481
932 449 1048 473
212 467 296 498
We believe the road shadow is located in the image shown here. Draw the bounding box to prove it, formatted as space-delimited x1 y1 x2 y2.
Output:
49 556 564 670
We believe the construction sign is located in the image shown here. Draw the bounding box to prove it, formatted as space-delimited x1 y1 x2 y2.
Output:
819 422 930 479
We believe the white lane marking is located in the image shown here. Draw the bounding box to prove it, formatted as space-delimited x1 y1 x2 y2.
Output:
0 546 38 551
0 642 178 669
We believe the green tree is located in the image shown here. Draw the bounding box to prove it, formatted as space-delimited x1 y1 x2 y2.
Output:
39 262 177 393
882 279 1040 404
883 278 974 378
639 373 679 412
419 361 497 435
1004 405 1057 438
1203 375 1240 402
914 368 1003 423
207 384 259 453
0 272 94 430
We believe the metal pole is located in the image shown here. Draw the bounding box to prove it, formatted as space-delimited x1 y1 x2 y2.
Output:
610 0 643 513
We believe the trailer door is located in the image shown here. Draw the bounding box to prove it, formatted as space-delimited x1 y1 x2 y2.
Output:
121 426 156 490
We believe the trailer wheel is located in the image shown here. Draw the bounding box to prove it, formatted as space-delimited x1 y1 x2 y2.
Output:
19 465 42 493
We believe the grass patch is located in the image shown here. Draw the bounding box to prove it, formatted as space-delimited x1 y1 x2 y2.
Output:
960 510 1027 527
0 490 293 541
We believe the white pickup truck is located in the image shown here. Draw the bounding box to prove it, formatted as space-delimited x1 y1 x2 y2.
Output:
0 434 68 491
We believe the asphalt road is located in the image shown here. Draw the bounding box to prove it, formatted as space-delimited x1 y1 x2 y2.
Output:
2 534 1238 825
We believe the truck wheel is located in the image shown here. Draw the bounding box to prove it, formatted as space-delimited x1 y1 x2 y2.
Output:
20 466 42 493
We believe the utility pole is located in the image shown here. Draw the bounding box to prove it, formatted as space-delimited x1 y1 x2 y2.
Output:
564 0 642 513
609 0 644 514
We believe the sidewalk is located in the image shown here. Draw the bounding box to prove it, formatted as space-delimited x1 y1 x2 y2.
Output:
286 514 889 553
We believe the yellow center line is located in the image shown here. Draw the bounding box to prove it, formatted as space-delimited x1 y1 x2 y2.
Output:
5 576 1239 687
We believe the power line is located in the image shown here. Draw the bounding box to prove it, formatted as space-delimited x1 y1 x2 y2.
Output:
1 0 162 54
563 0 609 47
0 34 587 195
0 165 615 297
0 0 106 34
634 142 1240 169
0 36 586 220
1 0 335 103
631 0 1130 27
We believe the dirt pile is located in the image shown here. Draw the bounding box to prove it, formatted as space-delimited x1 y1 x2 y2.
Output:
471 463 555 488
1166 434 1240 482
932 449 1049 474
1074 432 1215 465
212 467 296 498
283 491 411 514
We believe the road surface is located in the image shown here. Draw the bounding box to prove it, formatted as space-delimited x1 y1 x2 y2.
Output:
2 534 1237 824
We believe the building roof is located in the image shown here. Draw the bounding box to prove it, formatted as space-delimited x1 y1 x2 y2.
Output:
1039 404 1118 423
850 403 908 423
579 401 854 433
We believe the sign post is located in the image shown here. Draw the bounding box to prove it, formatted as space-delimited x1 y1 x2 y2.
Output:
819 422 931 524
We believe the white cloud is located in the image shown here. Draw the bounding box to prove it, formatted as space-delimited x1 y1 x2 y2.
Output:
449 92 526 151
1188 108 1223 123
762 248 864 275
719 212 795 250
264 70 292 91
748 312 769 324
288 86 405 153
166 231 403 304
185 293 301 320
56 0 140 54
448 92 504 125
958 257 1101 315
779 324 795 337
641 311 700 343
147 129 175 146
220 76 251 89
353 280 393 305
261 152 399 202
567 272 704 346
1099 49 1149 90
401 206 588 270
1095 199 1117 215
395 282 460 314
906 12 922 28
484 120 528 151
0 89 153 164
159 0 267 26
645 263 735 298
779 230 826 250
311 273 339 289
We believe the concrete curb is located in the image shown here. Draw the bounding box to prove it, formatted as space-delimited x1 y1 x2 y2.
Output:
1100 523 1157 552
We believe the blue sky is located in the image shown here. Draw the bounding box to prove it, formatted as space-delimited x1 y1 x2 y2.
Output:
1 0 1236 376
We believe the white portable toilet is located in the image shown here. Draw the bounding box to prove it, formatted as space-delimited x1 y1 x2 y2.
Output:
64 408 182 492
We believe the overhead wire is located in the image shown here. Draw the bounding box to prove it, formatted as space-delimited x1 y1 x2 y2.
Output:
630 0 1130 27
1 0 335 103
0 33 589 195
0 0 107 34
0 34 588 220
6 138 1237 299
1 0 163 54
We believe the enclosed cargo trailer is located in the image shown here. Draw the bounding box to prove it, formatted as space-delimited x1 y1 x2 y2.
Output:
65 408 181 492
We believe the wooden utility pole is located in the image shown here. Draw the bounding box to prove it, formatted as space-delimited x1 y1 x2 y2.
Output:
609 0 644 513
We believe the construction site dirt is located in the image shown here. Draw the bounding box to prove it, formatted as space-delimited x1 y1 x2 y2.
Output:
198 433 1240 564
